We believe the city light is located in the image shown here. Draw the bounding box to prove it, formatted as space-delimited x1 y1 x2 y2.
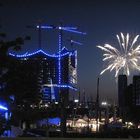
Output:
101 101 107 106
44 104 48 107
74 99 79 103
67 118 101 132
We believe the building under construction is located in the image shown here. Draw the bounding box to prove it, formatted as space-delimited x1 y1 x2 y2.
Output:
9 47 77 105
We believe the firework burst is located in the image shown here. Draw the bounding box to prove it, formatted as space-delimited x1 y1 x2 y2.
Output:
97 33 140 77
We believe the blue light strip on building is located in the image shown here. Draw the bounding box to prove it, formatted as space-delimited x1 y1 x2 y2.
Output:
36 25 53 29
71 40 83 46
62 28 86 35
0 105 8 111
58 33 61 84
37 25 78 30
57 85 77 91
62 27 77 30
9 49 74 58
44 84 77 91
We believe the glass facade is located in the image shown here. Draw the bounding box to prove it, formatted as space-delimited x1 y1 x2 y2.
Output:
9 48 77 104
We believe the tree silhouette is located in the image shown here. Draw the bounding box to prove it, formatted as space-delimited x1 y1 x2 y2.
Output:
0 34 30 98
0 30 31 133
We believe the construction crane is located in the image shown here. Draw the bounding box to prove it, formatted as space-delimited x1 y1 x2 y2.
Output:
36 23 86 84
36 24 85 50
36 23 86 137
67 37 83 49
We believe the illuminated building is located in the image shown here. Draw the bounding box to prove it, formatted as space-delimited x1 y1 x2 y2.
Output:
9 47 77 104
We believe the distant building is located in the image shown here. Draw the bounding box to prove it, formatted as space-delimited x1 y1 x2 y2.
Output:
118 75 127 117
133 75 140 106
123 75 140 123
123 84 133 121
116 75 140 123
9 47 77 105
125 84 133 107
118 75 127 108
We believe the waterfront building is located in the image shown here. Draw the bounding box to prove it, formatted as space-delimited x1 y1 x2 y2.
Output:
9 47 77 105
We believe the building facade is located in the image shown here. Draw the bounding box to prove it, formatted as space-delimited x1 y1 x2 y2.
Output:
118 75 127 118
133 75 140 106
9 47 77 105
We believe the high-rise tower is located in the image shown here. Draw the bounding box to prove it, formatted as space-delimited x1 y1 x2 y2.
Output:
118 75 127 117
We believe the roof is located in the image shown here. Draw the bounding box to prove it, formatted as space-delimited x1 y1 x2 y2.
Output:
9 47 76 58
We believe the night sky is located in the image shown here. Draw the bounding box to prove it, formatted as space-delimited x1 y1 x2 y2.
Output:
1 0 140 103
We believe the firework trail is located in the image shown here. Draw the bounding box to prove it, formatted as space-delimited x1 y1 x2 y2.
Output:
97 33 140 77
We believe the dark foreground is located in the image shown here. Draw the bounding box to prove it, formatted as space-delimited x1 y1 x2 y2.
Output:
20 129 140 138
1 128 140 139
0 138 136 140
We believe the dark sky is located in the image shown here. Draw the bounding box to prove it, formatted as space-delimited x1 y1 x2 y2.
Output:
1 0 140 103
